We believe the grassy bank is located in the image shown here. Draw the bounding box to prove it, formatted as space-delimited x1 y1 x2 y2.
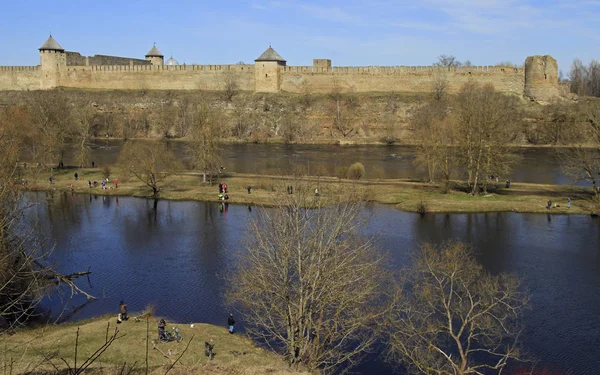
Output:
23 167 600 215
1 316 305 375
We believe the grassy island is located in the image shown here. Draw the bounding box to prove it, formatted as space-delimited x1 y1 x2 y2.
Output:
24 167 599 215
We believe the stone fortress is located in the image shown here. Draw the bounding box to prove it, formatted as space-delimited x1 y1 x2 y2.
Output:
0 35 560 101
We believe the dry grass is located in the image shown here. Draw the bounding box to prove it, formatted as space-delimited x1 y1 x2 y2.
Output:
23 167 599 214
1 316 307 375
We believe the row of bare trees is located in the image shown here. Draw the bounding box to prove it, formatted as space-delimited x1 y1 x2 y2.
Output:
227 190 530 375
414 81 600 196
0 109 93 331
413 82 520 194
568 59 600 97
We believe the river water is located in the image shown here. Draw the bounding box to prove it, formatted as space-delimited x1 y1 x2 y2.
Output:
58 140 582 185
26 192 600 374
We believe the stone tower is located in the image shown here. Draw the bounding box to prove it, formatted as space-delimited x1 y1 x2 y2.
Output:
254 45 286 92
39 35 66 89
524 55 559 102
145 44 164 66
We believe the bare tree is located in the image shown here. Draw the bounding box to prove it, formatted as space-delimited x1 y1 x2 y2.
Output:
281 110 309 143
386 241 529 375
412 99 454 188
0 123 93 331
118 141 181 198
188 104 222 183
567 58 600 97
223 70 239 102
174 95 194 138
569 59 588 97
27 91 74 167
155 92 176 138
381 92 400 144
329 79 357 138
558 100 600 196
432 73 449 102
231 105 253 139
227 190 388 374
73 101 96 171
434 54 463 68
543 100 585 145
589 60 600 98
453 83 520 194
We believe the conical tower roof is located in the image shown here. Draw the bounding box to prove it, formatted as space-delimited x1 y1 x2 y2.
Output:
255 45 286 63
146 43 163 57
39 35 64 52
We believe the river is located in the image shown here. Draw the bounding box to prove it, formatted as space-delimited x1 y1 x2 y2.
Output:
55 140 584 186
25 192 600 374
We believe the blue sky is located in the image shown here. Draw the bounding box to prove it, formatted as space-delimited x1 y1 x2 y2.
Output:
1 0 598 72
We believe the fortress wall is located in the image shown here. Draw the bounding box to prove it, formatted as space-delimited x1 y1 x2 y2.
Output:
67 52 151 66
59 64 255 91
66 52 87 66
0 66 41 90
88 55 150 66
280 65 525 94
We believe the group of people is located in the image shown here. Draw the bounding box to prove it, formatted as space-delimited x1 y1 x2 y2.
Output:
80 177 118 190
218 183 229 200
547 198 571 210
117 300 237 339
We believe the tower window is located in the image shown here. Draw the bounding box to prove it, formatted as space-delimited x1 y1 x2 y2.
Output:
265 74 268 78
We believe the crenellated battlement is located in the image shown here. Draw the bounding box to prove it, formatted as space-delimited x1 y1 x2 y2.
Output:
0 35 558 101
63 64 256 72
281 65 523 74
0 66 39 71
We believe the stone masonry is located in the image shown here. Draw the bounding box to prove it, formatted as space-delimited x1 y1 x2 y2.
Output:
0 35 561 101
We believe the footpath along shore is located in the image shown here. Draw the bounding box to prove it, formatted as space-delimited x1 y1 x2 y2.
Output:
24 167 599 215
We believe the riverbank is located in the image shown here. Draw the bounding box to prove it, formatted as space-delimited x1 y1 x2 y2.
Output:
88 135 600 148
1 316 305 375
3 89 598 148
24 167 599 215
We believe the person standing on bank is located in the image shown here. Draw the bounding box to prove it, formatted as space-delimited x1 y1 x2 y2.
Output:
119 300 128 321
228 313 235 334
567 198 571 209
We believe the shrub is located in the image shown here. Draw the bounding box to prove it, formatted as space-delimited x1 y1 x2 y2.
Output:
416 199 428 215
347 162 365 180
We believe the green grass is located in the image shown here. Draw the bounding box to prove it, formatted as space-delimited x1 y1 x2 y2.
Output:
1 316 305 375
22 166 599 215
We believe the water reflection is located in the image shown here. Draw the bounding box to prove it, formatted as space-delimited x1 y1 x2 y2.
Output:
24 192 600 374
46 140 586 185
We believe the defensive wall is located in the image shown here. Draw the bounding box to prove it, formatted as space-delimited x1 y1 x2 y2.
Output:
59 64 255 91
0 36 561 101
280 65 525 95
66 52 151 66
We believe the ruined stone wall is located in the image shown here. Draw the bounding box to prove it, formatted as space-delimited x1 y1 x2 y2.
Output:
58 64 255 91
66 52 151 66
0 66 41 90
280 65 525 94
66 52 87 66
524 55 559 101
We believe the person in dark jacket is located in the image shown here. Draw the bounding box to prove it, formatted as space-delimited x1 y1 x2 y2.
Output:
158 319 166 340
228 313 235 334
119 300 128 321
